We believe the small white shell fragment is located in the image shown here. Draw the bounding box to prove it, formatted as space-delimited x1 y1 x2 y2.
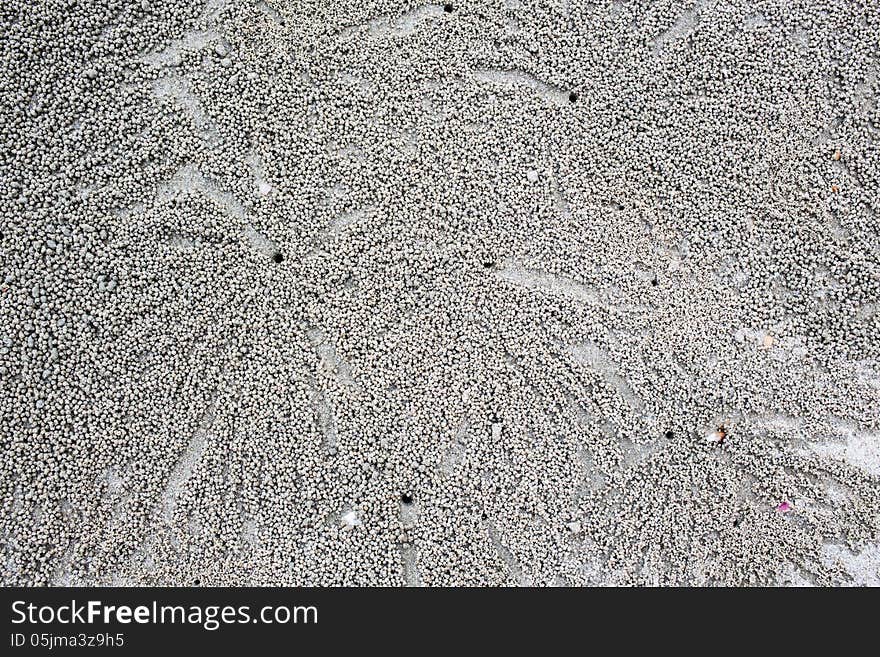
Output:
705 430 723 443
491 422 503 441
341 510 361 529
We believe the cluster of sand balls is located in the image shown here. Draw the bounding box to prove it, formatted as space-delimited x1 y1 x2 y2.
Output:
1 0 879 586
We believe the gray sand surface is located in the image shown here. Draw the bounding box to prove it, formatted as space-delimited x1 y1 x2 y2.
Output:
1 0 879 585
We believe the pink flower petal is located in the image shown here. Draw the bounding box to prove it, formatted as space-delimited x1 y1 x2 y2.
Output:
776 501 792 513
